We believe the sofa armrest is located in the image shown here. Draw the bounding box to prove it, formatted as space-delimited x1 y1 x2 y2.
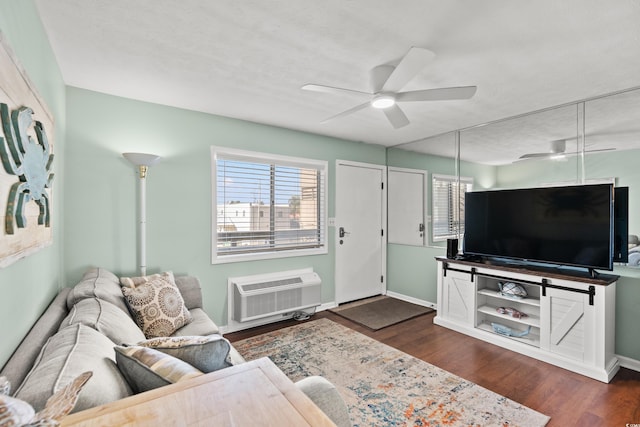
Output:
174 276 203 310
0 288 71 391
296 376 351 427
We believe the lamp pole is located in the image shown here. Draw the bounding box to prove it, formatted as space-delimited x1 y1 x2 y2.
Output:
123 153 161 276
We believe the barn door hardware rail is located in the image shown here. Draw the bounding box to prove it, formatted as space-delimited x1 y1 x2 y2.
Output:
442 262 596 305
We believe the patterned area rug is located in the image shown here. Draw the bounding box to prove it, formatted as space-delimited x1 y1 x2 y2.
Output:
233 318 550 427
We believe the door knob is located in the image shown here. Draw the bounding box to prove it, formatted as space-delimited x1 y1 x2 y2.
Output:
339 227 350 238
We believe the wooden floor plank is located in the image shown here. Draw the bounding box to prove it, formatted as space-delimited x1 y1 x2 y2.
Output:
226 311 640 427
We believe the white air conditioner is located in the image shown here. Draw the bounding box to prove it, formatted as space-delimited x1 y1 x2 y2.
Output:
231 268 322 323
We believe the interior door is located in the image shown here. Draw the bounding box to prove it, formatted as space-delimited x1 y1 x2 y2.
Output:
335 161 386 304
388 167 426 246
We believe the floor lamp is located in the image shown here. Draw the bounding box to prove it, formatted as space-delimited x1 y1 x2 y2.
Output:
123 152 161 276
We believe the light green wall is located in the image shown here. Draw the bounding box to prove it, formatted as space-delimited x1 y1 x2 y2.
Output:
64 87 385 326
0 1 66 367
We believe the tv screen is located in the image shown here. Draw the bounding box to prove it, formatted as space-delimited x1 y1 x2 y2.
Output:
464 184 614 271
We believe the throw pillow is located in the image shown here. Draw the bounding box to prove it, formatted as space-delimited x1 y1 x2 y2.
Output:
114 346 203 394
120 271 175 288
121 273 193 338
137 335 232 373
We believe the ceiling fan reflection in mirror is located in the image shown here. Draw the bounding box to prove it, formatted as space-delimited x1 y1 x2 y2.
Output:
518 139 615 161
302 47 477 129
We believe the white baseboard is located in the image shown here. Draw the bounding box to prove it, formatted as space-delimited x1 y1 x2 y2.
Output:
616 354 640 373
385 291 437 310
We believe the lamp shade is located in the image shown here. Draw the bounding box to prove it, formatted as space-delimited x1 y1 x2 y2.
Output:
123 152 161 166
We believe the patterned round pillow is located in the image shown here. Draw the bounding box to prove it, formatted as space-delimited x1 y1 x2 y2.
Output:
498 281 527 299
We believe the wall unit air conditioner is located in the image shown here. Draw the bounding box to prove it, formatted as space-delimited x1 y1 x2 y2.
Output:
231 268 322 323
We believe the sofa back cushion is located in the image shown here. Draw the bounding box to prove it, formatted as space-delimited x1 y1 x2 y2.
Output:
59 298 146 345
14 324 132 413
67 267 130 315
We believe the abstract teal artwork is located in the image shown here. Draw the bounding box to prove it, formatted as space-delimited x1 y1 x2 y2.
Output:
0 103 54 234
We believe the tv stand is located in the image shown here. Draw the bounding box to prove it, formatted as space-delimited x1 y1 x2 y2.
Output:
434 257 619 383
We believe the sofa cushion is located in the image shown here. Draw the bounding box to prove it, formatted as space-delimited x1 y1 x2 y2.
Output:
14 324 132 413
137 335 231 373
67 267 130 315
60 298 146 345
171 308 219 336
114 346 202 393
121 273 193 338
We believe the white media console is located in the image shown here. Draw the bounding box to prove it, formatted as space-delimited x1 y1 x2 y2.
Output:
434 257 619 383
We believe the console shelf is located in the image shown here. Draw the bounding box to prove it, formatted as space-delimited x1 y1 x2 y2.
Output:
434 257 619 383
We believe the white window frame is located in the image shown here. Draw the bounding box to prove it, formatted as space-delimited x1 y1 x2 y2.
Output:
431 174 473 242
211 146 328 264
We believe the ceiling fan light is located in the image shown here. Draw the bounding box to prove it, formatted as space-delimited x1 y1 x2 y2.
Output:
371 95 395 109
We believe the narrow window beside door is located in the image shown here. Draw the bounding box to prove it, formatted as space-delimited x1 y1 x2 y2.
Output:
431 174 473 242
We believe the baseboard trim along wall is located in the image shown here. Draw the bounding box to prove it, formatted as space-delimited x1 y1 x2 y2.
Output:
616 354 640 373
385 291 437 310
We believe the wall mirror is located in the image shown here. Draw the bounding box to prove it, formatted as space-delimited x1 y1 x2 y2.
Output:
389 86 640 266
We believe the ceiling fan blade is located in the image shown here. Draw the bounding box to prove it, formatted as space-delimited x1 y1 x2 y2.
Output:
320 101 371 123
518 147 615 161
383 104 410 129
518 153 553 160
396 86 477 102
370 64 395 93
301 84 371 98
381 47 436 93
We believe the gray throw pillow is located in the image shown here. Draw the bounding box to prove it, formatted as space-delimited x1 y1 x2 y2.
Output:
137 334 232 373
114 346 202 394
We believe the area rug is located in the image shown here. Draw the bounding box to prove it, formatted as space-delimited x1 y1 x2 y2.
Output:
233 318 550 427
329 296 435 330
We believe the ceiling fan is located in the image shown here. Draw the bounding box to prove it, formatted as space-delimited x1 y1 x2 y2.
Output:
518 139 615 161
301 47 477 129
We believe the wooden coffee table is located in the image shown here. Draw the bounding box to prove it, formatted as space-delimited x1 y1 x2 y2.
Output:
61 357 336 426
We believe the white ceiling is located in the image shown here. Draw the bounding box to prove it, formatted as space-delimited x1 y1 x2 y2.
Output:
34 1 640 163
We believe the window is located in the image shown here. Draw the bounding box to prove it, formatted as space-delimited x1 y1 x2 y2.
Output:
211 146 327 263
431 174 473 242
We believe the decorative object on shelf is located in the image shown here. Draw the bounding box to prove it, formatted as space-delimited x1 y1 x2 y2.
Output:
491 323 532 337
123 152 161 276
498 281 527 299
496 306 528 319
0 103 54 235
0 33 55 268
0 371 92 426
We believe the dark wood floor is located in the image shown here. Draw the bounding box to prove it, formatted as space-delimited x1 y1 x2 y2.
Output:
226 310 640 427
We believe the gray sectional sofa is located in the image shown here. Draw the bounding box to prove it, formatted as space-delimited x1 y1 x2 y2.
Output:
0 267 350 426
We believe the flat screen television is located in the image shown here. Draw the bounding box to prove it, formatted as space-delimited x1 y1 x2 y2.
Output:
463 184 615 272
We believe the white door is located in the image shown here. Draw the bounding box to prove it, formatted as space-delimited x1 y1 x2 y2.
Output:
388 167 426 246
335 161 386 304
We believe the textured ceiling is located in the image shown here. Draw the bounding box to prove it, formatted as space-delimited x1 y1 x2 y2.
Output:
34 0 640 163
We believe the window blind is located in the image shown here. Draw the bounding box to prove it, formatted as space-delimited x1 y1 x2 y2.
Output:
213 148 326 261
432 174 473 241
